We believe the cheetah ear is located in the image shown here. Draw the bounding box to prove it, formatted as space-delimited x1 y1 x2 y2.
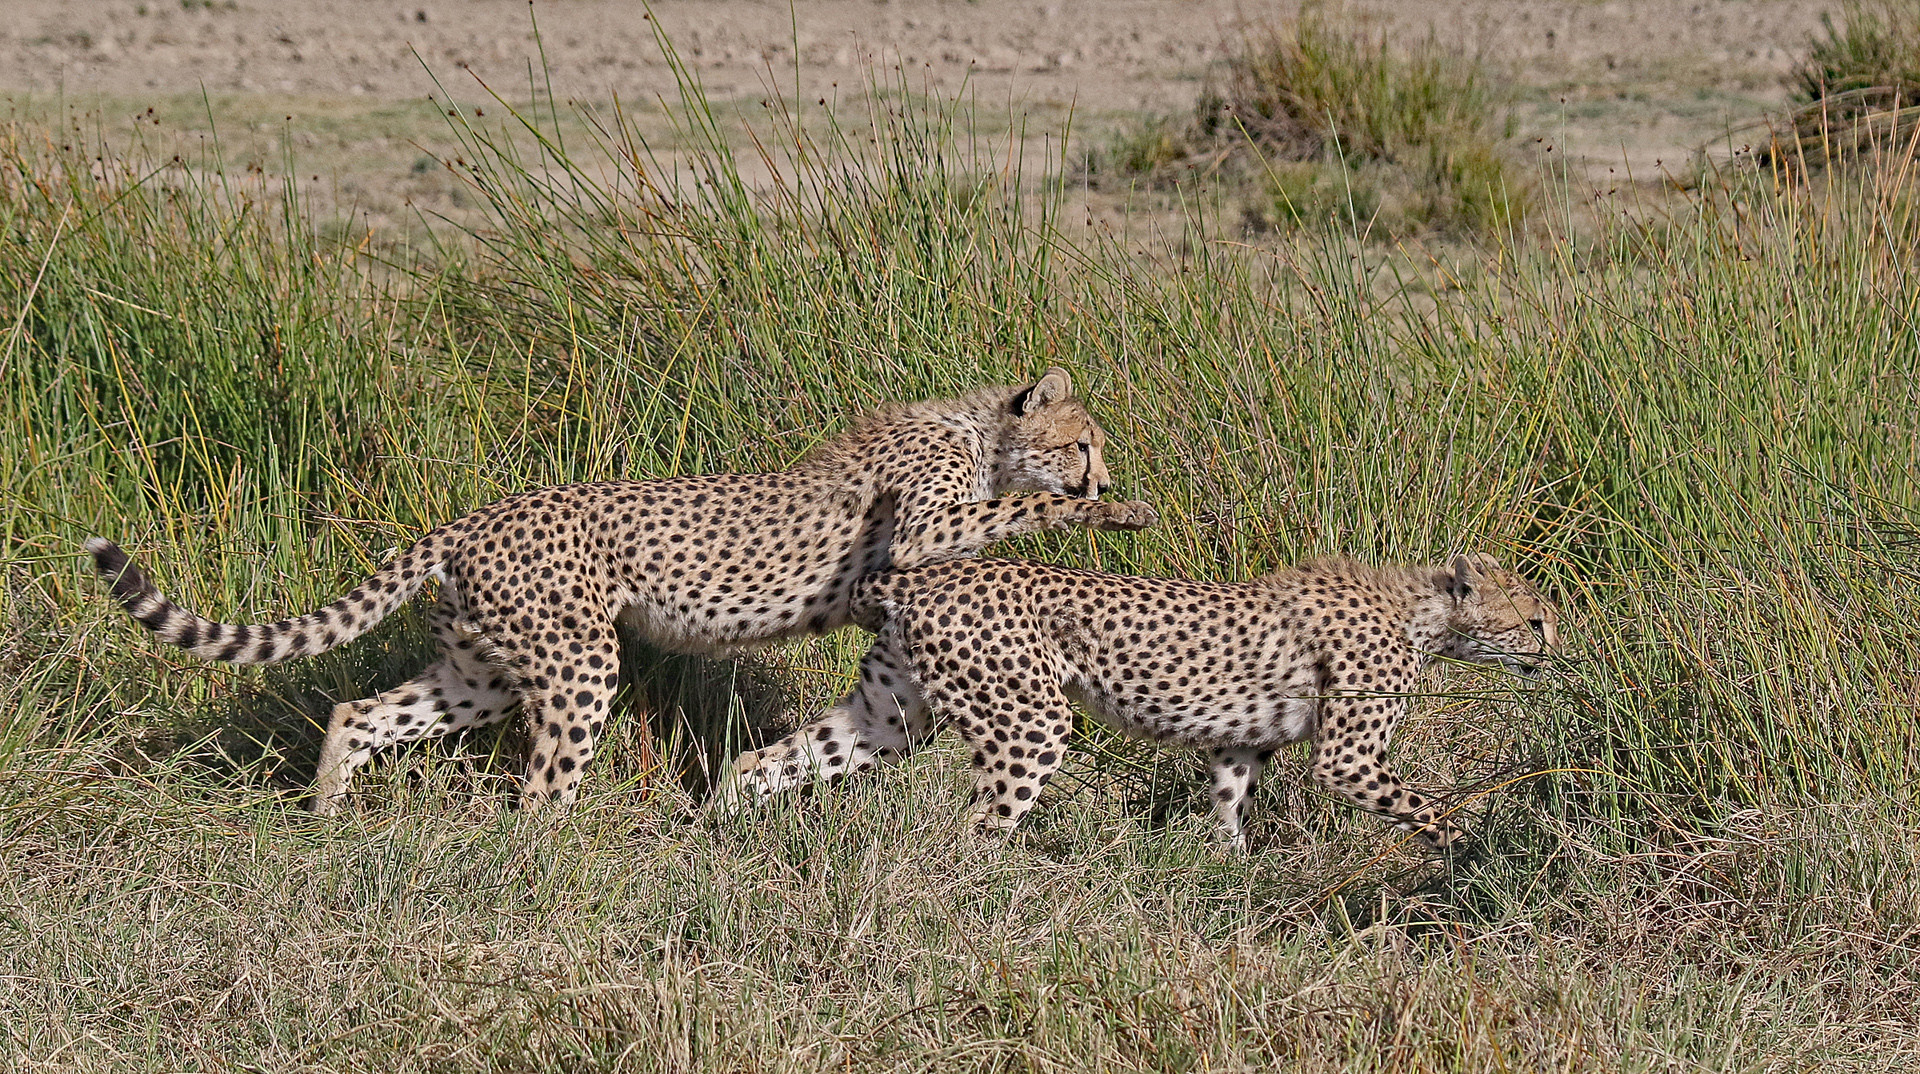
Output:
1449 554 1477 599
1014 367 1073 415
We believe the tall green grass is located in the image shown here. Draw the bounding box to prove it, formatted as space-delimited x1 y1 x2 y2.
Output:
1 34 1917 1071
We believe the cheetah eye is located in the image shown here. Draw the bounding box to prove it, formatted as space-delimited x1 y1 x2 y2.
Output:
1528 618 1545 637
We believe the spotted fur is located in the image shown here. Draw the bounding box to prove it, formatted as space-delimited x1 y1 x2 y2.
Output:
721 553 1558 850
87 369 1156 813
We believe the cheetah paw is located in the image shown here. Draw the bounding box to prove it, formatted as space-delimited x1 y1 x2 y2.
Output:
1084 500 1159 531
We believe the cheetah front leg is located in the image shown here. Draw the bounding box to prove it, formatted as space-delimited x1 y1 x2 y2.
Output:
947 686 1076 835
715 635 931 808
1310 692 1465 851
887 494 1157 571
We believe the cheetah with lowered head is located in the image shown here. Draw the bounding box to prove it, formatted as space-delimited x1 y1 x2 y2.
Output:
88 369 1156 813
721 554 1558 850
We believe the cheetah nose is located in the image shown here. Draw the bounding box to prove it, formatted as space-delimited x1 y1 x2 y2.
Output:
1091 479 1111 500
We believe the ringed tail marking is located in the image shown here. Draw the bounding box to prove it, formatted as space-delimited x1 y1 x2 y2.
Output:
85 535 448 665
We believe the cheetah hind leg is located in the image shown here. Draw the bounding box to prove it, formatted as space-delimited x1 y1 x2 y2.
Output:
307 653 520 814
305 581 527 815
714 638 928 811
1206 747 1268 853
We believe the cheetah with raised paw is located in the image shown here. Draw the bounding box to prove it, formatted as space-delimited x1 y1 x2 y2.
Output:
88 369 1157 814
720 554 1558 851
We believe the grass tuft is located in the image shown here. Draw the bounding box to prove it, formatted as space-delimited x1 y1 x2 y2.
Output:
1733 1 1920 175
1794 0 1920 109
1088 9 1530 237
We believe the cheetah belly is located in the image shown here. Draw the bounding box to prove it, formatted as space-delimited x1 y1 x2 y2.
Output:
611 497 897 656
1067 662 1319 751
1063 678 1246 749
614 599 773 657
613 577 855 657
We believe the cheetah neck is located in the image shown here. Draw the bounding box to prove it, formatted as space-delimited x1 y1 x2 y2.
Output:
793 387 1015 500
941 414 997 499
1285 560 1457 660
802 387 1017 454
1401 587 1457 660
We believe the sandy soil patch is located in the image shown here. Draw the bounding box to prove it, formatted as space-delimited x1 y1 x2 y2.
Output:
0 1 1835 228
3 1 1825 112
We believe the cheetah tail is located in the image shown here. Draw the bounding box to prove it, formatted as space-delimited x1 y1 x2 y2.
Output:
84 535 447 665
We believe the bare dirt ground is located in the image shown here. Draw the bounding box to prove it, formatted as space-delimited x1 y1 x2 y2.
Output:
0 0 1834 231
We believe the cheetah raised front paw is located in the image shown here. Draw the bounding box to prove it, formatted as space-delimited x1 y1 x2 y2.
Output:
1082 500 1159 531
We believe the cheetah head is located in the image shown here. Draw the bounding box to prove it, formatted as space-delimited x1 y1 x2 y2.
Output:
1438 554 1561 673
988 367 1113 500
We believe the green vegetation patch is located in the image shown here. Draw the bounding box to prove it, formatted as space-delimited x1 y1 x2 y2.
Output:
1739 0 1920 173
1089 9 1529 238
